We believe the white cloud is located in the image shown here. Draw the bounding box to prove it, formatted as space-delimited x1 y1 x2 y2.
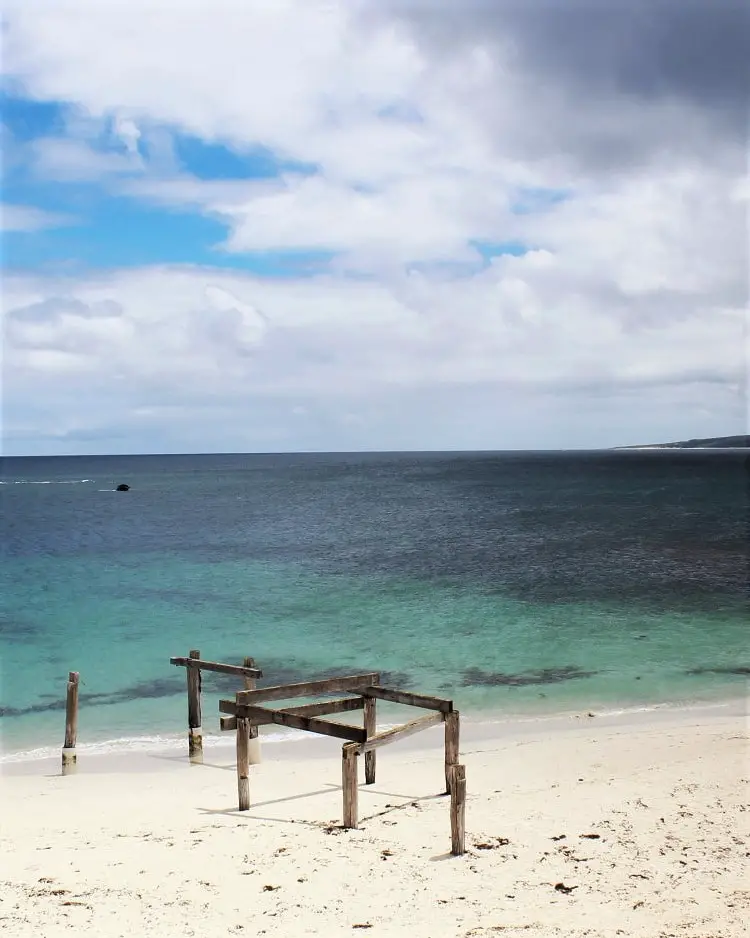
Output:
112 116 141 155
1 203 75 232
2 0 415 157
30 137 142 181
2 262 745 453
1 0 746 452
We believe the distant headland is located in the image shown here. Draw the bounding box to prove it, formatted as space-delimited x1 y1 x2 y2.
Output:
615 435 748 450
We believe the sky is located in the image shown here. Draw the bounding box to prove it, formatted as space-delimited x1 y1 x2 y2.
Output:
1 0 748 456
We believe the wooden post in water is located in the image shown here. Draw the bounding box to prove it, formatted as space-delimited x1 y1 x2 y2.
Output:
62 671 79 775
186 649 203 763
364 696 376 784
342 743 359 829
444 710 460 793
449 763 466 855
243 656 261 766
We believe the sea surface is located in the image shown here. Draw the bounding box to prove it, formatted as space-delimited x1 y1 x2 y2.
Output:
1 450 747 760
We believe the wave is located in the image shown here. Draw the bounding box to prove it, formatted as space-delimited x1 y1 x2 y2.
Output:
470 696 740 728
0 719 414 765
2 698 740 766
0 479 94 485
0 727 318 764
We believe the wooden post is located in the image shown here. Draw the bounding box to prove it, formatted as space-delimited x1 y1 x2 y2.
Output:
62 671 79 775
342 743 359 829
243 656 261 766
445 710 460 793
450 763 466 855
364 696 376 784
187 649 203 763
236 715 250 811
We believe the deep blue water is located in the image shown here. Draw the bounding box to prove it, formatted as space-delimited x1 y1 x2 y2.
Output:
1 450 747 758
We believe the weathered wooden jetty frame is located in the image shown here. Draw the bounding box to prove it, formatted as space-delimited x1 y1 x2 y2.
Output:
169 655 465 853
218 671 464 851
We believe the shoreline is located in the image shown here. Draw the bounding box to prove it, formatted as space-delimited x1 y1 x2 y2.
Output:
3 692 745 776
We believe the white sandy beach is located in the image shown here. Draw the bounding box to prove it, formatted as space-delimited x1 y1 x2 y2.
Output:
1 703 748 938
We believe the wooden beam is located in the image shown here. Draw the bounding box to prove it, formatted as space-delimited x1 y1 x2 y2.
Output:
449 764 466 855
243 657 261 766
342 743 359 829
170 657 263 679
235 672 380 704
62 671 79 776
286 696 365 718
219 696 364 731
359 686 453 713
357 711 444 753
186 649 203 764
220 702 367 743
236 717 250 811
444 710 460 794
364 697 376 785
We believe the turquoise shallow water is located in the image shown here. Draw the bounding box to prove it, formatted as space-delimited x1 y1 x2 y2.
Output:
1 451 747 757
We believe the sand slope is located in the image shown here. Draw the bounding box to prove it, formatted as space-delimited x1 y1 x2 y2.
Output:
2 707 748 937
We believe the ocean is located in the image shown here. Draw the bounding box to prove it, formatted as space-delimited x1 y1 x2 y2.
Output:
1 450 747 761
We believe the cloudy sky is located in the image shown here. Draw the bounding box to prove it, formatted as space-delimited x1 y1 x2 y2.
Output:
2 0 747 455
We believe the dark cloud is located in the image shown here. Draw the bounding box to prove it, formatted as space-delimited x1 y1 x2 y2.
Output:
375 0 749 168
505 0 749 117
396 1 747 108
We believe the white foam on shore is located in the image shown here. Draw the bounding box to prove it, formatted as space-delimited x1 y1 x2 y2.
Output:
469 696 744 729
2 695 744 767
0 723 417 765
0 729 314 764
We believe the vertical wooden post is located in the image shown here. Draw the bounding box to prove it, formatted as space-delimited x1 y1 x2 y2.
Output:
187 649 203 763
236 710 250 811
445 710 460 793
243 656 261 766
62 671 79 775
450 763 466 856
342 743 359 829
364 697 376 784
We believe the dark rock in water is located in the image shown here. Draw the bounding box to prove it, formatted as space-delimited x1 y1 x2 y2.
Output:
0 676 183 719
462 665 598 687
116 483 130 491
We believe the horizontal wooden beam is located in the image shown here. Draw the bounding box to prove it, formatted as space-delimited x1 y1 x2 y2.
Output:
170 657 263 679
219 696 364 732
236 672 379 704
359 686 453 713
219 701 367 744
285 696 365 719
357 711 445 753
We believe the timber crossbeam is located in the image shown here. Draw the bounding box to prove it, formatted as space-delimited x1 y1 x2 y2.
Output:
356 711 445 752
220 696 364 732
219 700 367 743
170 657 263 679
358 685 453 713
235 672 380 704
